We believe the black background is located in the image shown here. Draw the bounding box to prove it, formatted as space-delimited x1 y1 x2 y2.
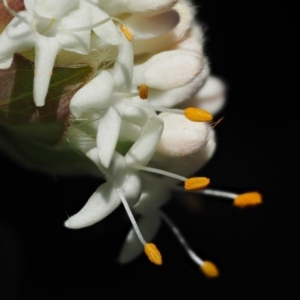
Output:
0 0 298 299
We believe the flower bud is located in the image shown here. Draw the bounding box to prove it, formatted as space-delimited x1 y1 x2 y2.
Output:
156 112 210 157
152 112 216 179
187 76 226 115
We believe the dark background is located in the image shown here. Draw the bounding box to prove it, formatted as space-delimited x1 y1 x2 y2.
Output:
0 0 298 299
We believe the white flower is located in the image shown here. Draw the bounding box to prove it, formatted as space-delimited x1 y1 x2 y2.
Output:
0 0 262 275
1 0 93 106
118 115 215 262
0 0 180 106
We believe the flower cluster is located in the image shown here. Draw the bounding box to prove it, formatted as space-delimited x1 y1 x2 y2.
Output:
0 0 262 277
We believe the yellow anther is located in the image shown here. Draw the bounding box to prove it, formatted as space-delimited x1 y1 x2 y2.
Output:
184 107 213 122
144 243 162 265
139 84 148 99
234 192 262 208
184 177 210 191
120 24 133 41
201 261 219 278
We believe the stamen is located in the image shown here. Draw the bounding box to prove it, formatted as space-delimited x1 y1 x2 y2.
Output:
184 107 213 122
144 243 162 265
134 165 187 181
116 187 147 245
139 84 148 100
234 192 262 208
182 188 263 208
133 165 210 191
200 261 219 278
184 177 210 191
161 212 218 277
154 107 213 122
212 116 224 128
94 162 152 253
116 187 163 265
120 25 133 41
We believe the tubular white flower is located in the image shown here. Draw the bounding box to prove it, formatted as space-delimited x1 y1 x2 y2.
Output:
0 0 180 107
118 211 161 264
156 112 210 157
60 0 216 263
70 70 114 118
0 0 261 272
122 9 180 40
146 59 210 108
65 149 142 229
184 76 227 115
133 174 173 216
0 0 94 106
133 49 203 90
132 0 196 55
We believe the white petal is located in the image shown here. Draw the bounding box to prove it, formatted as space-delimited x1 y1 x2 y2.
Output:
58 8 92 54
0 13 34 65
156 112 209 157
123 9 179 40
0 56 13 69
91 9 120 45
148 59 209 107
34 0 79 19
34 35 61 107
125 116 164 165
79 0 120 45
133 50 202 90
131 1 196 55
188 76 226 115
97 107 122 168
67 126 96 154
175 34 203 55
132 34 173 55
4 11 33 38
64 167 141 229
108 152 126 176
133 174 172 215
101 0 177 16
119 120 141 142
152 129 217 180
116 169 142 207
64 181 121 229
113 35 133 91
86 148 126 177
70 71 114 117
24 0 34 10
115 98 155 127
117 105 146 127
118 211 161 263
170 0 195 40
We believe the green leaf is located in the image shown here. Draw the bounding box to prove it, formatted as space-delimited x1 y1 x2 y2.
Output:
0 122 100 176
0 54 92 132
0 54 100 176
